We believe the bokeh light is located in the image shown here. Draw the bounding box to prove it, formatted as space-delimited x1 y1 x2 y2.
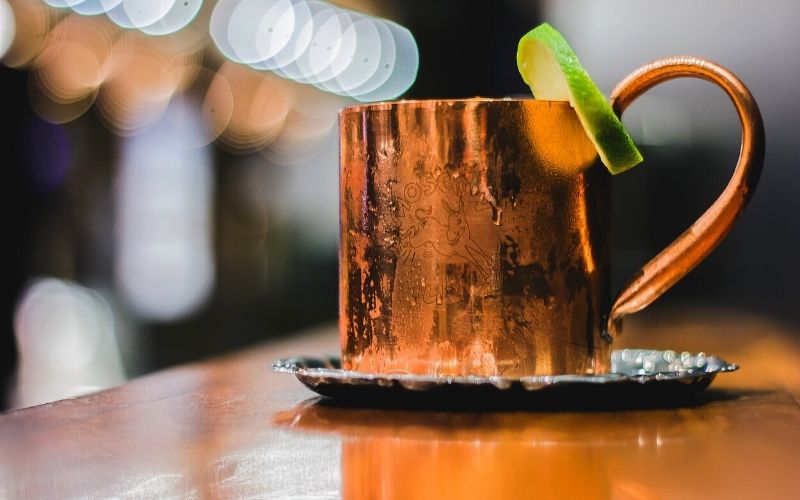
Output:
0 0 15 60
347 19 416 102
34 15 116 103
209 61 292 152
226 0 295 65
42 0 84 8
4 0 418 143
121 0 176 29
41 0 202 36
211 0 418 101
262 79 345 165
138 0 203 36
28 78 98 123
95 31 202 133
13 278 126 408
2 0 53 68
115 96 215 321
3 2 410 359
70 0 123 17
271 0 340 82
253 0 314 73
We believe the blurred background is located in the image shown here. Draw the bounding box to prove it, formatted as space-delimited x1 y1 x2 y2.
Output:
1 0 798 410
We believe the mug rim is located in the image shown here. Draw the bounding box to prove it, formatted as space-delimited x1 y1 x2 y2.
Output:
340 97 571 115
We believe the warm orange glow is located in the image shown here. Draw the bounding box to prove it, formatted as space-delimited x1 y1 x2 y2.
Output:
96 32 201 134
4 2 346 145
342 435 607 500
263 81 344 163
276 400 753 500
211 62 292 153
283 82 342 140
199 68 234 146
34 15 116 104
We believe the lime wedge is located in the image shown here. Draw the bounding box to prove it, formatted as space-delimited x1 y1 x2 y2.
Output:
517 23 642 174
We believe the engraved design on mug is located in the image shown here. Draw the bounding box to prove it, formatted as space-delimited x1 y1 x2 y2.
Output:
396 166 492 276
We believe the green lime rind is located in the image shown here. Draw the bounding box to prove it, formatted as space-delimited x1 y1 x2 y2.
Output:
517 23 643 174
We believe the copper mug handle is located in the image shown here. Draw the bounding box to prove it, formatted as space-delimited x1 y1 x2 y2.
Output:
606 56 765 336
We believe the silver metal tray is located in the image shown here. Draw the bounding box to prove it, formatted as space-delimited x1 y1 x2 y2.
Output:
272 349 737 409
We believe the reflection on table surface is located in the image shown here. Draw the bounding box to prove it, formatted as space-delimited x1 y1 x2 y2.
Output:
276 387 797 500
1 309 799 499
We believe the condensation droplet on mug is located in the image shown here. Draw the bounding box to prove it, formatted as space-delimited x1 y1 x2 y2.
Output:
482 352 497 373
492 206 503 225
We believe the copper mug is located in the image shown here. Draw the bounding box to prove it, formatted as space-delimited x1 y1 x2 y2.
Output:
339 57 764 377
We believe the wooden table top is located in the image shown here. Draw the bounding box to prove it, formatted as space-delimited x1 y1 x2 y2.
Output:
1 308 799 499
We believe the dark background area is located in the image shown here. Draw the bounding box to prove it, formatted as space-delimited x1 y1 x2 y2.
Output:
2 0 798 409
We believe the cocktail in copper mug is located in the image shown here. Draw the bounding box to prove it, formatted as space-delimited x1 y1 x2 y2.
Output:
339 57 764 377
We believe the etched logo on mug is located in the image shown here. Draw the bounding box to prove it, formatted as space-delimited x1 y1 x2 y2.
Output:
396 167 492 276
